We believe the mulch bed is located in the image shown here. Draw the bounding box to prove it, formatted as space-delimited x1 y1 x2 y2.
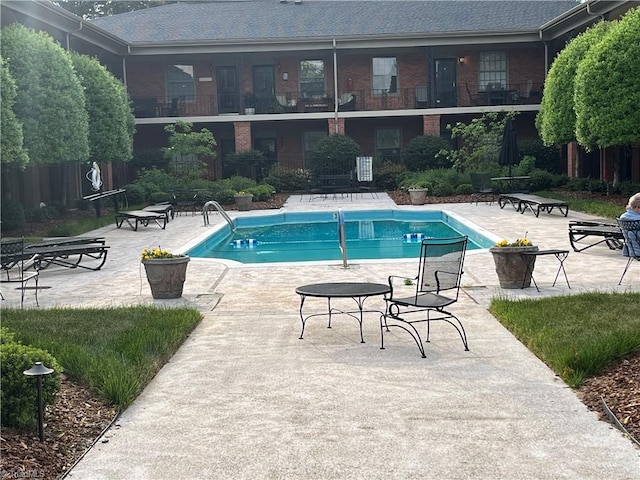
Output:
2 190 637 479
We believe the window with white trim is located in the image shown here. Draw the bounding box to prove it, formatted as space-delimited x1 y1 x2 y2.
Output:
299 60 325 98
372 57 397 95
166 64 195 101
478 52 507 91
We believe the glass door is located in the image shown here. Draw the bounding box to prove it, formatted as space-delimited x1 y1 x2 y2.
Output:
253 65 275 113
216 66 238 114
433 58 457 107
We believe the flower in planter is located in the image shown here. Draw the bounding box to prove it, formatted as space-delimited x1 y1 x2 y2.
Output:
494 238 534 247
141 247 184 259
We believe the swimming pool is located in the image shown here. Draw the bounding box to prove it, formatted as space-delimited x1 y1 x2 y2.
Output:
186 209 497 265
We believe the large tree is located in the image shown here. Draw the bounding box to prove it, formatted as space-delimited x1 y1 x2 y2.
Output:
574 7 640 148
1 24 89 165
0 58 28 168
536 21 613 146
70 53 135 164
54 1 175 19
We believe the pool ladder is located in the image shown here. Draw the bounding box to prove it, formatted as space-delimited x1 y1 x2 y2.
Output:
203 201 234 230
337 209 349 268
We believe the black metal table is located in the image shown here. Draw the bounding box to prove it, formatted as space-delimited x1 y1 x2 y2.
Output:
520 249 570 292
295 282 390 343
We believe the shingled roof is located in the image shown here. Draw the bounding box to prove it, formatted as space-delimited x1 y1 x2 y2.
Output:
90 0 579 44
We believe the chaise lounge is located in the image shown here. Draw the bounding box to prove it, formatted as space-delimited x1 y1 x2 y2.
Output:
499 193 569 217
568 220 624 252
115 210 168 231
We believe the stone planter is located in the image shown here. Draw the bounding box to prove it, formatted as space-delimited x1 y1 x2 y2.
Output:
490 246 538 289
234 194 253 211
141 256 190 299
408 188 428 205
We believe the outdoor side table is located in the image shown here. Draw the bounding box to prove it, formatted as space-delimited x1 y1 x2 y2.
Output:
520 249 570 292
295 282 390 343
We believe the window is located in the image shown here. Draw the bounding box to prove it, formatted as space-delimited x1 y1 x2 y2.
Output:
375 127 401 160
166 64 195 101
299 60 325 98
478 52 507 90
372 57 397 95
303 131 326 168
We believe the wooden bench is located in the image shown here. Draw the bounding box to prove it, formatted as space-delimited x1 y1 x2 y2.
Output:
498 194 569 217
115 211 167 231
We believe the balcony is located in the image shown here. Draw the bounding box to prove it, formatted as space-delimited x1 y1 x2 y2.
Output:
131 82 542 119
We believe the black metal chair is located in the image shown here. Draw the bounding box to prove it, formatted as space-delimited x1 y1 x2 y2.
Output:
1 238 39 307
617 219 640 284
380 236 469 358
469 172 496 204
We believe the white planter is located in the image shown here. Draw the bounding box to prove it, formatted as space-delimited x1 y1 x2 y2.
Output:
408 188 428 205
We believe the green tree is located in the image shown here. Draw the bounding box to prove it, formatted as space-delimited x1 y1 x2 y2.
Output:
162 121 216 177
54 1 175 19
438 112 516 172
0 58 28 168
575 8 640 148
310 134 361 176
536 21 613 146
403 135 451 171
1 24 89 165
70 53 135 163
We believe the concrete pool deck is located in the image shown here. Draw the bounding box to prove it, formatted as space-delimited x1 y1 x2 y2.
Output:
3 193 639 479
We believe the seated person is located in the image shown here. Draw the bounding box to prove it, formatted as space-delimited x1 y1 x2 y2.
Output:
619 192 640 258
620 192 640 220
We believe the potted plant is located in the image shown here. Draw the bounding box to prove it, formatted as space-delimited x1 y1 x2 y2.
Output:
407 182 429 205
234 190 253 211
141 247 190 299
243 93 257 115
489 237 538 289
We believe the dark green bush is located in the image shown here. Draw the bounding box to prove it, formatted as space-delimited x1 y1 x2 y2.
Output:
431 183 454 197
310 134 361 176
518 138 562 173
403 135 452 171
123 183 145 205
373 161 406 190
262 164 312 192
1 334 62 430
0 199 25 231
455 183 474 195
75 198 91 211
529 169 555 191
150 191 171 204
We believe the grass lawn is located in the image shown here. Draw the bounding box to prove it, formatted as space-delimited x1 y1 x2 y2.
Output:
490 292 640 387
2 306 202 410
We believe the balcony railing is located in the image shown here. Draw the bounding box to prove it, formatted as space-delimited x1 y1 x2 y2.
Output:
131 82 542 118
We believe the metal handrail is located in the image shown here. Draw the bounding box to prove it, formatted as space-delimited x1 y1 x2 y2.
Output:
203 201 234 229
337 209 348 269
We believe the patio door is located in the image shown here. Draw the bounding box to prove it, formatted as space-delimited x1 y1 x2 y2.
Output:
253 65 275 113
433 58 457 107
216 66 239 114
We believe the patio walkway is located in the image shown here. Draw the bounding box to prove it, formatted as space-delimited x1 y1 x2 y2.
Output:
3 194 638 479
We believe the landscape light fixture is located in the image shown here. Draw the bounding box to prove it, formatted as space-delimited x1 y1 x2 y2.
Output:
23 362 54 441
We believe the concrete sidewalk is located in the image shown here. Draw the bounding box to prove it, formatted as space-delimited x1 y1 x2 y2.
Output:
4 194 638 479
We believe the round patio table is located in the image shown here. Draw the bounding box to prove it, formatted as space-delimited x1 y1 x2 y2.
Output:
295 282 390 343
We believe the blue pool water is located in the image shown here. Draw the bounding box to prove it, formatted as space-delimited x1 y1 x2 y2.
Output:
187 209 495 264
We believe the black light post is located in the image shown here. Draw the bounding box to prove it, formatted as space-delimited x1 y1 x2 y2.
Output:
23 362 54 442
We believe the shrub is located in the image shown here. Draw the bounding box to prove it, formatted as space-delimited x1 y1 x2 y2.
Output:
0 334 62 430
373 160 406 190
403 135 452 171
248 184 275 202
0 198 25 231
518 138 562 173
310 134 361 176
123 183 145 205
149 191 171 204
455 183 474 195
75 198 91 211
431 183 454 197
262 164 312 192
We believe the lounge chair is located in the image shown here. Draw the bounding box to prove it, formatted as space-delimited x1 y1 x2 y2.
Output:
1 238 39 307
142 203 174 222
568 220 624 252
498 193 569 217
115 210 168 231
617 219 640 284
25 242 110 271
380 236 469 358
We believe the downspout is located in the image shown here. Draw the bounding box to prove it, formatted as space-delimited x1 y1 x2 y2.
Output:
65 20 83 51
333 38 339 133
